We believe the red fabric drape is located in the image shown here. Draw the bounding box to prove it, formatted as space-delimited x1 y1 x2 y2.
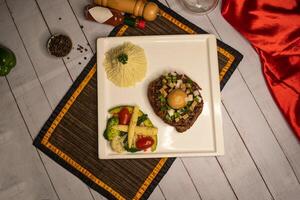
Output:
221 0 300 139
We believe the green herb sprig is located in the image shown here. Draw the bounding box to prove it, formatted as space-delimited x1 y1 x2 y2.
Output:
117 53 128 64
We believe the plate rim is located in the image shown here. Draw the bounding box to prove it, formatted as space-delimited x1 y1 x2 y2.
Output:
97 34 224 159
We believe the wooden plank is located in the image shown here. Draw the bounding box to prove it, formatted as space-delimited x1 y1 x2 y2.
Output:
219 105 272 200
222 71 300 200
0 79 58 200
0 5 59 200
208 1 300 180
6 0 72 108
4 0 97 200
159 159 201 200
181 156 238 200
148 187 166 200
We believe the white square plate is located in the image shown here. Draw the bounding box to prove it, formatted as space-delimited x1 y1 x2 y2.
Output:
97 35 224 159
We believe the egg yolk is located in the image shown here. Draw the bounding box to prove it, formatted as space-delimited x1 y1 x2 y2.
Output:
167 89 187 109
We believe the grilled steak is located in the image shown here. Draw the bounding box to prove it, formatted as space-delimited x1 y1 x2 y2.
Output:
148 72 204 132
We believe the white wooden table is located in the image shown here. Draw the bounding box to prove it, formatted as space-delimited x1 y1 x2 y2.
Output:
1 0 300 199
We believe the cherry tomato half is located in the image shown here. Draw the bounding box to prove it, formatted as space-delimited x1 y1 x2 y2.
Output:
136 137 154 150
118 108 131 125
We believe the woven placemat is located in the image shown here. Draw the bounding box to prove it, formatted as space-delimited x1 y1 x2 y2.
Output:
33 1 243 200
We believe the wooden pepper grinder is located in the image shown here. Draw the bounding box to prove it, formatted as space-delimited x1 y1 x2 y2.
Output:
94 0 159 21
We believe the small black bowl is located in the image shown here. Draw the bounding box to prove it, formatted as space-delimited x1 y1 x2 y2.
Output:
47 34 72 57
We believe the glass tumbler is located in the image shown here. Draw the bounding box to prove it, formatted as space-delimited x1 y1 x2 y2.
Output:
181 0 219 14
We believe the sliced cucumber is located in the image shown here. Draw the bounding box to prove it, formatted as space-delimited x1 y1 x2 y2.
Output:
108 105 133 114
109 105 144 116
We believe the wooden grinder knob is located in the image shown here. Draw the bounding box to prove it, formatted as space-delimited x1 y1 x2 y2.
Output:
94 0 159 21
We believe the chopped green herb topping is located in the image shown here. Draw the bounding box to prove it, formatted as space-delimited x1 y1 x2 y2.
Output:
137 114 148 125
160 106 168 111
165 114 172 121
158 95 166 103
174 112 180 118
117 53 128 64
171 76 177 82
